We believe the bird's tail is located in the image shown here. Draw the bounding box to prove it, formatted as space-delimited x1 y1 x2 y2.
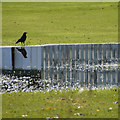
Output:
15 41 19 44
15 39 20 44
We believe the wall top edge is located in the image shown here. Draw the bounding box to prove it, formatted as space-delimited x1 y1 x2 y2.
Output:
0 43 119 48
1 0 120 2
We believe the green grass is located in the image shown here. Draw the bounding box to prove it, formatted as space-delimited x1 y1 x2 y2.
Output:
2 2 118 46
2 88 118 118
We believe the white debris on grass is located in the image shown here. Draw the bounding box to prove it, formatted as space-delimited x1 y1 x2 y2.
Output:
113 101 118 104
74 113 83 116
109 107 112 110
78 106 81 109
22 114 28 117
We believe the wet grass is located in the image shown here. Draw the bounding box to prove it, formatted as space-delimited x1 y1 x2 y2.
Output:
2 88 118 118
2 2 118 46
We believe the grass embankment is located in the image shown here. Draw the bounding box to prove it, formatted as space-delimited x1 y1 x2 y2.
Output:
2 88 118 118
2 2 118 46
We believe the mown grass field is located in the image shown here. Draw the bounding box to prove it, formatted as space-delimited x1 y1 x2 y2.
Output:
2 88 119 118
2 2 119 119
2 2 118 46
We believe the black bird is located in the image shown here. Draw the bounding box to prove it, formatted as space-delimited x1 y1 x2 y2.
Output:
15 32 27 45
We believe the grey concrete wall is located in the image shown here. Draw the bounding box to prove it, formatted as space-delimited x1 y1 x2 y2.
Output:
1 43 119 87
1 46 42 70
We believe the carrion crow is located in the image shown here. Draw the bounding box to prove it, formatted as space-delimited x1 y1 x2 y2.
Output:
15 32 27 45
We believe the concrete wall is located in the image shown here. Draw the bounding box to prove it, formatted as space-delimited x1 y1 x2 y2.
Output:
1 43 120 87
1 43 120 70
1 43 119 71
1 47 12 70
1 46 42 70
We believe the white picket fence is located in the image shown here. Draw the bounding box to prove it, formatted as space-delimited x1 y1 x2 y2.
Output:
1 43 120 88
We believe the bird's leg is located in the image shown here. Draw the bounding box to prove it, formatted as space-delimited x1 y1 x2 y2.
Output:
22 42 25 46
21 42 24 47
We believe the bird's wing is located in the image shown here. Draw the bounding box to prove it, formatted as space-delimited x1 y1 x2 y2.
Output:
21 35 26 42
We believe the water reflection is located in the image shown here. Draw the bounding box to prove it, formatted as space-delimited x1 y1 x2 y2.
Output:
1 63 119 93
16 47 27 58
